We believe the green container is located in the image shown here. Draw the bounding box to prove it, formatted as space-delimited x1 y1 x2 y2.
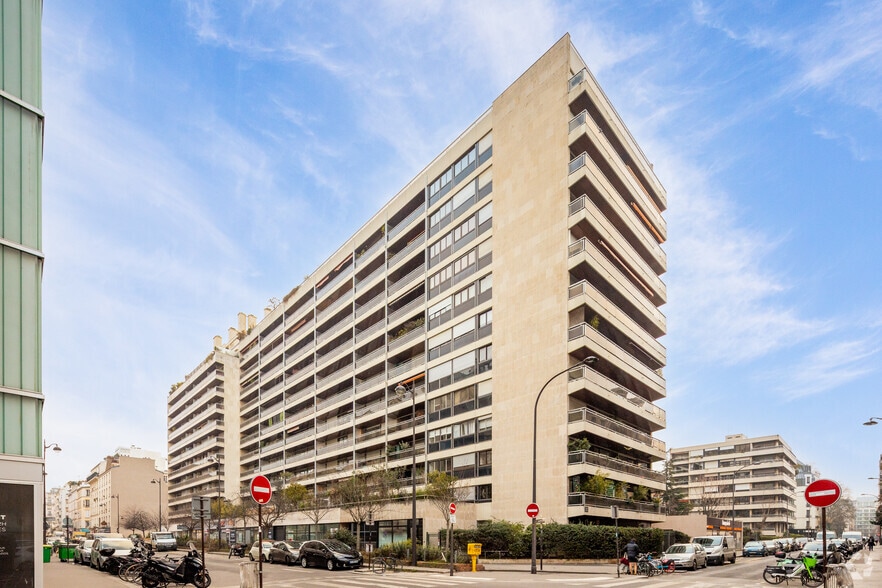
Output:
59 545 76 561
43 545 52 563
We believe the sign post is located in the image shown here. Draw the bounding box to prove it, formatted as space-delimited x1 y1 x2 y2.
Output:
448 503 456 576
805 479 841 568
612 506 620 578
251 475 273 588
191 497 211 565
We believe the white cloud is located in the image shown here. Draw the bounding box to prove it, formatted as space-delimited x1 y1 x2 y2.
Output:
771 338 880 400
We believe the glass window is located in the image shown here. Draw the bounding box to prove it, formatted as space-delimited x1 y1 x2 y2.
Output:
453 420 475 441
453 284 475 307
477 240 492 259
478 133 492 155
453 453 475 467
428 361 452 383
453 250 476 275
452 351 475 381
453 386 476 412
454 148 476 177
429 232 453 259
428 393 452 422
428 297 451 321
451 181 476 210
477 202 493 225
429 200 452 228
478 274 492 294
428 330 452 349
478 417 492 442
477 310 492 328
452 318 474 339
476 345 492 373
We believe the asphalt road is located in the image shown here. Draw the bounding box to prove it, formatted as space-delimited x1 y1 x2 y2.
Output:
45 548 882 588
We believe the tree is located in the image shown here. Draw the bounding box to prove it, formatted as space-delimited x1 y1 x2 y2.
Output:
661 459 692 515
301 491 332 528
425 471 470 558
258 478 309 535
825 497 856 536
121 508 153 538
331 467 399 551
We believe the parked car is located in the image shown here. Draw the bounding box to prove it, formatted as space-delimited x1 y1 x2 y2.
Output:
268 541 302 565
298 539 363 570
661 543 708 570
90 537 135 571
742 541 768 557
74 539 94 565
799 541 825 559
149 531 177 551
693 535 737 565
249 540 274 562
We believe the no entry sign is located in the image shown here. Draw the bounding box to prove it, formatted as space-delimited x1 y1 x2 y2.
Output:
250 474 273 504
449 503 457 515
526 503 540 518
805 479 841 508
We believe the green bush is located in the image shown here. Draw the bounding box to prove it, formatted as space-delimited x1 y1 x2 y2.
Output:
374 540 410 559
450 520 689 560
326 528 356 547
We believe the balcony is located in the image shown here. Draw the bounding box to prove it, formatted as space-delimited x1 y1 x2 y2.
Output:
355 264 385 293
387 207 424 242
568 450 664 484
388 263 425 298
316 290 354 324
567 365 665 428
355 239 384 268
355 291 384 319
388 353 425 380
567 492 661 515
388 232 426 270
568 407 665 456
355 320 385 345
387 297 425 326
388 323 425 352
316 265 353 300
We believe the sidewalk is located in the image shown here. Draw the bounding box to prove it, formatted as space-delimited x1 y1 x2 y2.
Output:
44 560 120 588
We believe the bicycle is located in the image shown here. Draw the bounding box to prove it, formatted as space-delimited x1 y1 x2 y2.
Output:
762 555 825 586
371 556 399 574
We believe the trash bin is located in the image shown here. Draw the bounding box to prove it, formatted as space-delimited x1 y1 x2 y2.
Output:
239 561 258 588
59 544 76 562
43 545 52 563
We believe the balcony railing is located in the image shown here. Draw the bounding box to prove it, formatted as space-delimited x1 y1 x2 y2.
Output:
355 320 385 344
355 372 385 394
316 412 354 433
568 152 590 175
568 450 664 484
568 110 589 133
568 68 587 90
355 291 384 318
387 297 425 326
567 323 664 387
567 492 660 514
387 207 424 241
387 264 425 297
355 239 384 267
355 264 384 293
317 266 353 299
388 353 425 380
567 365 665 424
387 232 426 269
355 346 385 368
315 388 353 411
316 290 353 323
568 407 665 452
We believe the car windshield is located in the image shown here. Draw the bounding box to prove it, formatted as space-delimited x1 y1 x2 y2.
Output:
103 539 134 549
745 542 762 547
804 542 823 551
153 533 173 540
666 544 692 554
324 540 353 553
693 538 721 547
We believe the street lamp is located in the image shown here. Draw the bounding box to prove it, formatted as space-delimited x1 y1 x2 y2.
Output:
208 455 222 548
111 494 121 534
531 356 597 574
394 381 419 568
42 440 62 543
863 417 882 426
151 477 165 531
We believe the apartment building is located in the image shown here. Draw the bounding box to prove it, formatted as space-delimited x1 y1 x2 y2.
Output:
168 34 668 541
670 434 798 538
794 463 820 535
87 454 169 535
167 331 244 531
0 1 45 585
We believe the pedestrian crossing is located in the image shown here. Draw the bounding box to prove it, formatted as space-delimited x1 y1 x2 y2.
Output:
257 570 497 588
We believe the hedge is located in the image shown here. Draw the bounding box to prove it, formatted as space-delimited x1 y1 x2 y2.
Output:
450 521 690 559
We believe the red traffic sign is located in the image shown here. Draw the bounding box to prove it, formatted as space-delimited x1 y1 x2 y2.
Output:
250 475 273 504
805 479 841 508
449 503 456 515
526 503 540 518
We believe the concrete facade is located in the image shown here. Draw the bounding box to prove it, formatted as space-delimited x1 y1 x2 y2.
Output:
670 434 798 538
168 34 668 540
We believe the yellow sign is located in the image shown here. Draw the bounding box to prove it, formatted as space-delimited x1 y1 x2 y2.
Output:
467 542 482 556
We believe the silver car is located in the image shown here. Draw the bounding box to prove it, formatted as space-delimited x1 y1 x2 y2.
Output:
90 537 134 571
75 539 95 565
662 543 708 571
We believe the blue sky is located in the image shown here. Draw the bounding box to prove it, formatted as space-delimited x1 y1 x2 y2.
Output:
41 1 882 504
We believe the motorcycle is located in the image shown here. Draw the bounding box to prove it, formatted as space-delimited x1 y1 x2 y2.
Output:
228 543 246 559
140 542 210 588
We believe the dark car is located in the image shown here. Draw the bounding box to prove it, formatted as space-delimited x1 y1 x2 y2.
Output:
268 541 302 565
299 539 362 570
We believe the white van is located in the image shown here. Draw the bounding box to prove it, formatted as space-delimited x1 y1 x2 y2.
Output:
816 531 837 542
149 531 177 551
693 535 737 565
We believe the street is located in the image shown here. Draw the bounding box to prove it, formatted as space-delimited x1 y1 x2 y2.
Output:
44 548 882 588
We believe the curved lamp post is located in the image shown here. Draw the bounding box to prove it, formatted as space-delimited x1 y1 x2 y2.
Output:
42 440 62 543
394 382 419 568
531 356 597 574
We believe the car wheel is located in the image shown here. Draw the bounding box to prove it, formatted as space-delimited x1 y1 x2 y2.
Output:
249 553 255 561
301 556 308 568
326 558 335 571
692 560 698 571
268 554 274 564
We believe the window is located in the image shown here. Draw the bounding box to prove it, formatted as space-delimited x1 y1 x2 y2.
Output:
453 148 476 178
428 361 452 391
453 284 476 308
477 274 492 304
478 417 492 442
452 317 475 349
453 216 476 245
429 265 452 291
478 132 492 155
476 345 492 373
428 329 452 361
478 450 492 476
451 181 476 212
453 420 476 447
477 202 492 226
429 458 452 474
453 453 476 479
477 309 492 335
428 426 452 452
477 380 492 408
428 394 452 422
453 386 476 413
452 352 475 382
477 169 493 199
453 250 476 276
429 232 453 260
429 200 453 233
475 483 492 502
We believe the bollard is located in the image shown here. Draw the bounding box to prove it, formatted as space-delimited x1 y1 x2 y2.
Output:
239 561 259 588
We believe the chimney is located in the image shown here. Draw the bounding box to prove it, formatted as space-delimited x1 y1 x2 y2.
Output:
228 327 238 343
238 312 247 332
248 314 257 330
213 335 222 348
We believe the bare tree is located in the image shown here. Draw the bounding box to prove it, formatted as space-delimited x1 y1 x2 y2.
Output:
331 467 399 551
826 496 856 537
301 492 332 528
425 471 470 557
121 508 153 538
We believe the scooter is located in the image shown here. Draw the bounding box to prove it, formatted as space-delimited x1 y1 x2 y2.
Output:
140 541 210 588
228 543 246 559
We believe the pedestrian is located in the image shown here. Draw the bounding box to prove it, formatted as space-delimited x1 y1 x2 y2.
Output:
869 536 875 551
625 538 640 575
